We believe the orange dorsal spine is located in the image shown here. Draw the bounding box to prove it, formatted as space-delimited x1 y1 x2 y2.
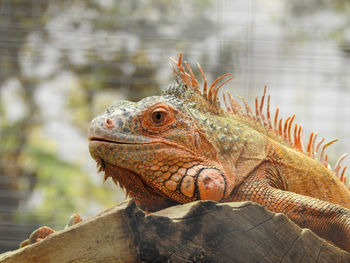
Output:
170 53 349 189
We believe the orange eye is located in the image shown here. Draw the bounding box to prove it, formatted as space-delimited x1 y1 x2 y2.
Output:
151 108 167 125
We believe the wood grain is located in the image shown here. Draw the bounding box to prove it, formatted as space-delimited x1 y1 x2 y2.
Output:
0 200 349 263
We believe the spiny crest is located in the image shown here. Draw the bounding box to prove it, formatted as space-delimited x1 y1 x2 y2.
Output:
169 53 349 190
169 53 233 107
223 86 349 189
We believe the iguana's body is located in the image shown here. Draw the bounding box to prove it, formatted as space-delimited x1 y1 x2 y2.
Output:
88 54 350 252
23 54 350 252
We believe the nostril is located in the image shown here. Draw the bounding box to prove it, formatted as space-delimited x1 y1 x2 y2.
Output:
104 118 114 129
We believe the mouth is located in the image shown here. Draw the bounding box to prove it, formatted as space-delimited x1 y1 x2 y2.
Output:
89 137 140 144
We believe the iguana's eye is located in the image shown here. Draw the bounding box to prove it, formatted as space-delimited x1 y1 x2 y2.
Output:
151 108 167 125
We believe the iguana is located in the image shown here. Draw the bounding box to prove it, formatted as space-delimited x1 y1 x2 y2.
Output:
23 54 350 252
88 54 350 252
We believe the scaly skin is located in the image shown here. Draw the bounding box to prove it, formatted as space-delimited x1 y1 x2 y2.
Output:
88 54 350 252
20 55 350 251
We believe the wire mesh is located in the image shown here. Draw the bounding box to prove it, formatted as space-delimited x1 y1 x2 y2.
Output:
0 0 349 253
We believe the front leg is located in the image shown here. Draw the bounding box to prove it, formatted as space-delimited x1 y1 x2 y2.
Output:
231 165 350 252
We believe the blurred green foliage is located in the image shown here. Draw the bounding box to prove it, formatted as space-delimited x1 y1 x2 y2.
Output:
18 133 117 226
0 0 220 230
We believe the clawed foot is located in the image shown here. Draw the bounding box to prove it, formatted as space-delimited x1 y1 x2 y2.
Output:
20 213 83 248
20 226 55 248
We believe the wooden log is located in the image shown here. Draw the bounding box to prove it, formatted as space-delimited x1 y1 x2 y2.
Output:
0 200 349 263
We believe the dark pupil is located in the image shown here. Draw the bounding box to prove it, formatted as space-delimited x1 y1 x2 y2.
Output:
153 112 164 123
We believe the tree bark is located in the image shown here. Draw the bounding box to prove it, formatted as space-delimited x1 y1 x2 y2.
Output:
0 200 349 263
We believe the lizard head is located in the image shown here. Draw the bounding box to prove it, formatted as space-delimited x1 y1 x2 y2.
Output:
88 54 240 211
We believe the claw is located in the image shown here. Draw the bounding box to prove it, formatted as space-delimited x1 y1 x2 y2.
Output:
66 213 83 228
